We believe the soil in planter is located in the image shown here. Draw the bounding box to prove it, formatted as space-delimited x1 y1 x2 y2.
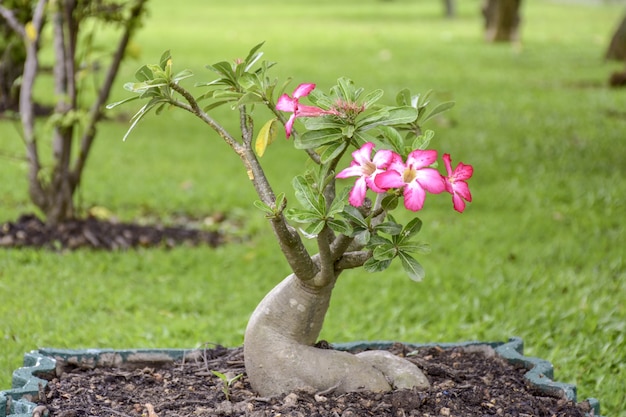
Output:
36 343 594 417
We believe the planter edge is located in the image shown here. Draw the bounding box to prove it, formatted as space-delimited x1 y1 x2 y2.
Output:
0 338 602 417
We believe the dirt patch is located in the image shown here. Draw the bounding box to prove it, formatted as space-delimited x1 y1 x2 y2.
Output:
37 344 593 417
0 214 224 250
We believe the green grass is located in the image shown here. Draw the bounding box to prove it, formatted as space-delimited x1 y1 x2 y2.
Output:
1 0 626 415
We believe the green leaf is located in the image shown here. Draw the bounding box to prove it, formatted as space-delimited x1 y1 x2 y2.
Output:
159 50 172 70
421 101 455 123
202 100 231 112
238 91 263 106
357 106 417 131
295 128 343 150
135 64 154 82
320 141 348 164
373 244 397 261
362 89 384 108
352 130 378 146
397 241 431 254
206 61 237 87
398 252 425 282
375 222 402 236
303 220 325 237
366 235 392 248
328 187 349 216
307 88 334 108
292 176 324 215
253 200 274 216
379 126 405 155
354 229 371 245
412 130 435 150
395 88 411 106
364 257 392 273
337 77 356 101
401 217 423 240
285 208 322 223
341 205 368 229
172 69 194 83
327 218 352 235
381 194 399 211
106 95 140 110
303 116 342 130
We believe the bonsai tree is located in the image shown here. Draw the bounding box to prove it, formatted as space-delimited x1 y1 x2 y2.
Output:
109 43 473 397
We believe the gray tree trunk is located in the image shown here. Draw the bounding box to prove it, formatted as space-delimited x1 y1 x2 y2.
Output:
606 14 626 61
482 0 522 43
443 0 456 18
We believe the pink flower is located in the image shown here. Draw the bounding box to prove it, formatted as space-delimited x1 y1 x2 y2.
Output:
276 83 332 138
375 149 446 212
443 153 473 213
336 142 401 207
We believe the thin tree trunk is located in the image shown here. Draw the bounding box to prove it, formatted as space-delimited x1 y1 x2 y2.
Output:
443 0 456 18
482 0 522 43
606 14 626 61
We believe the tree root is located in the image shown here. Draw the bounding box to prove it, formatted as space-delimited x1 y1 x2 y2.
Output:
244 274 430 396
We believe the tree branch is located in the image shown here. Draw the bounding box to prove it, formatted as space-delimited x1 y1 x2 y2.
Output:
168 82 243 153
16 0 48 208
72 0 149 191
334 250 371 270
168 83 319 281
0 5 26 37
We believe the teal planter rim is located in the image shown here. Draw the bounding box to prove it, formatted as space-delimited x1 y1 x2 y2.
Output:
0 337 602 417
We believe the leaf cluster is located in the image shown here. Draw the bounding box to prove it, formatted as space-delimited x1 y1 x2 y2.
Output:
110 44 457 282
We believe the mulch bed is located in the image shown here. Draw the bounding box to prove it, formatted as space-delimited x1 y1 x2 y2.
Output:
35 344 594 417
0 214 224 250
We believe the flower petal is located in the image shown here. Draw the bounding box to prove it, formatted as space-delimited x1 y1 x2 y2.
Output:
276 94 295 112
454 163 474 181
351 142 375 166
416 168 446 194
374 170 405 190
292 83 316 98
284 114 296 138
407 149 438 169
443 153 453 177
372 149 399 169
348 177 368 207
453 181 472 202
452 193 467 213
295 104 331 117
336 163 364 179
403 182 427 211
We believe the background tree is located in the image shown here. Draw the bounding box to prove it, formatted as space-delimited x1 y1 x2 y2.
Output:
606 13 626 61
482 0 522 43
606 13 626 87
0 0 30 113
443 0 455 18
0 0 148 225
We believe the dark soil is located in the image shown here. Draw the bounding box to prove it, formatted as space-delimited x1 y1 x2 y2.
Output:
0 214 224 250
36 344 594 417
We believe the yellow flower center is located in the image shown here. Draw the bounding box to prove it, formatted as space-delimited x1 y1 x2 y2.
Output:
402 168 417 183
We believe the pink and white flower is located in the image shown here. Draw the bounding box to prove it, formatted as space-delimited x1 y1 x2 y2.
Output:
276 83 334 138
336 142 401 207
375 149 446 212
443 153 473 213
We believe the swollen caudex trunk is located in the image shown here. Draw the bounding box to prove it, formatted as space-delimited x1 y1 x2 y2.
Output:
243 274 430 397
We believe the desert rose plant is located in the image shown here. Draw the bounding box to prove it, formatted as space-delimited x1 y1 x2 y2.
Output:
109 43 473 397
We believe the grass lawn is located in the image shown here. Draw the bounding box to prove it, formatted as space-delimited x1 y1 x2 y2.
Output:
1 0 625 415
